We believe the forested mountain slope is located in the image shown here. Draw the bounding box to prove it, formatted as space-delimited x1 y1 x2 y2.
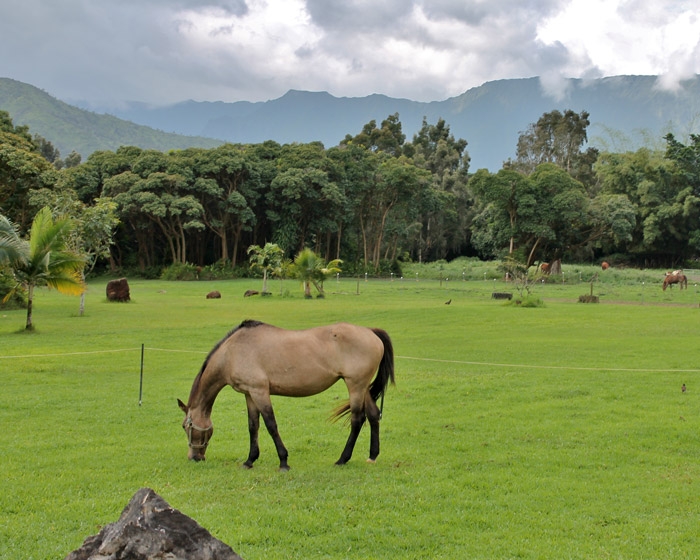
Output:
0 78 222 159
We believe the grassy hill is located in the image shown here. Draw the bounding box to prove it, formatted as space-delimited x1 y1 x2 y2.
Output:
0 77 222 159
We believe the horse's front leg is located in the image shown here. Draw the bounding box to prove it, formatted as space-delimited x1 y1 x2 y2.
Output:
250 390 290 471
243 394 260 469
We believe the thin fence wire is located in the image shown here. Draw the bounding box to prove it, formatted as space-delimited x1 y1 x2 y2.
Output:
2 346 699 374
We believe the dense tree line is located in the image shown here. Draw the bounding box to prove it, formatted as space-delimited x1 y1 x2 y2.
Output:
2 108 700 276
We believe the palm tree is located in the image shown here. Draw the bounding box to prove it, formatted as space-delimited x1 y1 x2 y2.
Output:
291 248 342 298
2 207 85 330
247 242 285 294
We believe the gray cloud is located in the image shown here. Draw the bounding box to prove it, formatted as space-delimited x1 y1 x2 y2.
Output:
0 0 698 108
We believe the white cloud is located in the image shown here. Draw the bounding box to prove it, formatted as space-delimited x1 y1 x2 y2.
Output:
0 0 699 106
537 0 700 91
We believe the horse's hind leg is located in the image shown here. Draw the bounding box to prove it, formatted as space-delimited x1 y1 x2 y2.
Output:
243 394 261 469
249 390 290 471
336 391 366 465
365 393 381 462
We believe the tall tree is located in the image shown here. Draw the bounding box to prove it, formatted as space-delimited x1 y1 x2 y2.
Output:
0 112 59 230
267 143 345 256
341 113 406 156
190 144 260 266
405 117 472 261
32 134 63 169
511 109 598 185
355 154 432 271
470 164 609 267
596 147 697 264
469 168 536 257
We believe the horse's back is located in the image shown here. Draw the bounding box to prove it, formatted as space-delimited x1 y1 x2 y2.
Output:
218 322 384 397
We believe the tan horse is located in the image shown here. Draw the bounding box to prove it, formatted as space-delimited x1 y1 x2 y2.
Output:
177 320 395 470
663 271 688 291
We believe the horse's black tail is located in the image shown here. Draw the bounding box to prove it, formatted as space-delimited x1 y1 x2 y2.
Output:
369 328 395 404
331 328 395 422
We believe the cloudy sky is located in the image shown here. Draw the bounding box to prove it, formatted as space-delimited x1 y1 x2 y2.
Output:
2 0 699 108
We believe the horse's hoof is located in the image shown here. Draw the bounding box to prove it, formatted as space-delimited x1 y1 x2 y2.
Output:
278 465 291 472
366 458 376 464
242 462 254 469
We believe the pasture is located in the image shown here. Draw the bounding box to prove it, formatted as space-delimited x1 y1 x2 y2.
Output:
1 267 700 559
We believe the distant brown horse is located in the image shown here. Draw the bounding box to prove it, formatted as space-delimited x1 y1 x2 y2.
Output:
178 320 394 469
663 272 687 291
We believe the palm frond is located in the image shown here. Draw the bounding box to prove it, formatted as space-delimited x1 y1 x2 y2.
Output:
0 214 28 264
44 269 86 296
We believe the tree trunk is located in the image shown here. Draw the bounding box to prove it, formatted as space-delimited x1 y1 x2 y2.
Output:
526 237 542 268
220 230 229 262
79 272 86 317
360 214 369 270
336 222 342 260
312 279 324 296
25 284 34 330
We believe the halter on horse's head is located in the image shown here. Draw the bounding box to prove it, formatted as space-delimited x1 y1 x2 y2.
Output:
178 399 213 461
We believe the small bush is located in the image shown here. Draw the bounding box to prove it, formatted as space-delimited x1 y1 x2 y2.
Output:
506 296 545 308
160 262 198 281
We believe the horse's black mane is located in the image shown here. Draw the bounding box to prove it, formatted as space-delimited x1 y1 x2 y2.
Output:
188 320 265 403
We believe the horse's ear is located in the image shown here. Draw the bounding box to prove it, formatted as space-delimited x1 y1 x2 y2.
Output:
177 398 188 413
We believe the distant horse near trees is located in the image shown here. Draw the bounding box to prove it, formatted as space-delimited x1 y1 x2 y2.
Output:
177 320 394 470
663 270 687 291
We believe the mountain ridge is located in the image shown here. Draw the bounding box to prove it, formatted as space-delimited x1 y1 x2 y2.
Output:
2 75 699 170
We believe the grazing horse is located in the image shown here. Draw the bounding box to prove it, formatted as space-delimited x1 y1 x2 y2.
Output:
177 320 395 470
663 271 687 291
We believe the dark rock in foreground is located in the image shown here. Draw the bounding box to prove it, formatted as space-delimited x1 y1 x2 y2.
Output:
64 487 243 560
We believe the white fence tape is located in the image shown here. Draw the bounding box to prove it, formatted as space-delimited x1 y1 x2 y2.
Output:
1 346 699 373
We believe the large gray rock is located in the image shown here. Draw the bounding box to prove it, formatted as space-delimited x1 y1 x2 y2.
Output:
64 488 243 560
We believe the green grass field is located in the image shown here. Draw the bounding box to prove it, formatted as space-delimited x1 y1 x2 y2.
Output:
1 269 700 559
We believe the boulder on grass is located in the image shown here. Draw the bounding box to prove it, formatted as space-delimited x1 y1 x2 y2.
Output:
64 487 243 560
106 278 130 302
206 291 222 299
243 290 259 297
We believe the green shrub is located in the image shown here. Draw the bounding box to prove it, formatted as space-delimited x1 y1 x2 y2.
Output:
506 295 545 307
160 262 198 281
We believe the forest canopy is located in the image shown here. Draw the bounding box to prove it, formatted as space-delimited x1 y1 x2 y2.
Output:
2 108 699 276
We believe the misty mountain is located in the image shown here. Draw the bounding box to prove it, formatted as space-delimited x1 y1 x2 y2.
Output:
92 75 700 170
2 75 700 171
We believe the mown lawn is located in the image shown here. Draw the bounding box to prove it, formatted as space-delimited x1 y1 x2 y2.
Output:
1 274 699 559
